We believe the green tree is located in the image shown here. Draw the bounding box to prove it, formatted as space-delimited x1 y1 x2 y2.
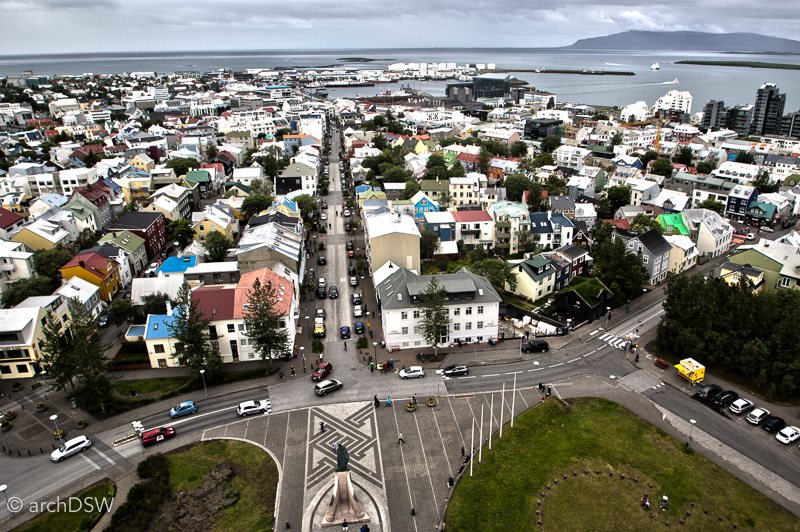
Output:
753 170 777 194
735 152 755 165
545 174 567 196
418 278 452 356
142 292 171 316
263 154 279 179
382 166 409 183
449 161 466 177
165 157 200 177
527 182 549 212
438 190 453 209
696 161 714 175
650 158 674 178
1 276 54 308
242 194 273 219
674 146 693 166
275 128 293 141
540 135 562 153
468 259 518 292
639 150 659 166
426 154 447 169
610 132 624 147
203 230 231 262
64 298 114 414
249 178 268 196
420 230 441 260
592 220 616 249
243 277 290 367
167 282 221 376
510 140 529 159
504 174 531 202
372 133 388 151
697 199 726 216
533 153 555 168
477 148 492 174
516 229 539 253
166 219 196 249
40 309 77 392
630 213 665 234
469 248 489 263
294 194 317 218
606 186 632 213
205 144 218 160
399 180 420 200
34 247 73 281
108 298 135 326
593 237 648 306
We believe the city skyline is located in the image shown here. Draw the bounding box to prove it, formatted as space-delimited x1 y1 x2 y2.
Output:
1 0 799 55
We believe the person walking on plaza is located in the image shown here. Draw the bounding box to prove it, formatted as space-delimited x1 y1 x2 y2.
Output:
319 421 325 433
370 362 374 372
398 432 405 444
461 446 465 458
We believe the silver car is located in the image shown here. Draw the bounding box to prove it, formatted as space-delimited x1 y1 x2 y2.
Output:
353 305 363 317
51 435 92 462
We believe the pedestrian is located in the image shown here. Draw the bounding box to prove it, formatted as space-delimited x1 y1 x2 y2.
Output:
332 441 337 451
626 304 630 313
342 519 348 531
526 331 530 339
413 393 417 405
461 446 465 458
397 432 405 444
390 359 394 369
320 421 325 433
368 355 372 363
291 366 295 376
374 395 379 407
635 353 640 363
344 341 347 351
370 362 374 372
386 396 391 407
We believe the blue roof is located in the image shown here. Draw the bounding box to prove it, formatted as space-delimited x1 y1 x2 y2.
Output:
158 255 197 273
550 213 574 227
102 177 122 193
127 325 146 337
529 212 553 234
355 185 372 195
38 193 68 208
145 314 176 340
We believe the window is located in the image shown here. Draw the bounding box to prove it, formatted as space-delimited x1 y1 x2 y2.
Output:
453 307 460 316
465 322 472 330
211 341 219 350
414 326 420 334
466 307 472 315
227 324 235 333
781 277 792 287
158 359 167 368
477 306 484 315
240 339 248 346
413 310 420 319
402 327 408 335
453 323 460 331
401 311 408 320
154 344 165 353
643 255 649 264
477 321 483 329
199 225 205 231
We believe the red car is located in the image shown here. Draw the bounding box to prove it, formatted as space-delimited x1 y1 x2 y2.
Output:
311 362 333 381
348 250 355 258
140 426 176 447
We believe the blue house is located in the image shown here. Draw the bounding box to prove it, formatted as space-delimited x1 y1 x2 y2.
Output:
725 184 758 223
423 211 456 241
410 191 440 222
158 255 197 276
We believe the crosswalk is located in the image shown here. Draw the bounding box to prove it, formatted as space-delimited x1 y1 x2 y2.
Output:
597 332 631 350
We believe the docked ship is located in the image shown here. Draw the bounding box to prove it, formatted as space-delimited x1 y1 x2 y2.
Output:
650 63 661 70
314 87 329 97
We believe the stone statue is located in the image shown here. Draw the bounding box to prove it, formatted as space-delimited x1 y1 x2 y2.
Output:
336 444 350 472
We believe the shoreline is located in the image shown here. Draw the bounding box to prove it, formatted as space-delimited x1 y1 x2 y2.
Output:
481 68 635 76
675 60 800 70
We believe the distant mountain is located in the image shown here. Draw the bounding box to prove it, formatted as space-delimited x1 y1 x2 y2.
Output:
566 31 800 53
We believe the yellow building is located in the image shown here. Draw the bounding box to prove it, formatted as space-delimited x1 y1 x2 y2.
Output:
131 153 155 172
11 218 71 250
719 262 765 293
59 252 122 303
192 207 238 243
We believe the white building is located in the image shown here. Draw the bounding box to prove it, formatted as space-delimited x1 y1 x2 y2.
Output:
651 90 693 115
682 209 734 259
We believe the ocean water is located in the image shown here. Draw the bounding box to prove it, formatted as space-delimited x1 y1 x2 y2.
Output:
1 48 798 111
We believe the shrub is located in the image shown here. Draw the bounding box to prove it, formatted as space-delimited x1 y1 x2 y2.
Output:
356 337 368 350
312 341 324 353
119 340 148 354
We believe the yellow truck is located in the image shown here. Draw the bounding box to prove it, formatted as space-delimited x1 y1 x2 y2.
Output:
314 317 325 338
675 358 705 384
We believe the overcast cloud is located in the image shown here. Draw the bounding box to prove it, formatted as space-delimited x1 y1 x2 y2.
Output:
0 0 798 55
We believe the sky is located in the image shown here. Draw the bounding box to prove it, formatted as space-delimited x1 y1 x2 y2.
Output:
1 0 799 55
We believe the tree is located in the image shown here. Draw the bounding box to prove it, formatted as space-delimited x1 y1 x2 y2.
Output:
203 230 231 262
545 174 567 196
275 128 293 141
242 194 273 220
516 229 538 253
438 190 453 209
142 293 171 316
166 157 200 177
592 220 616 250
469 248 489 263
630 213 665 234
372 115 387 129
420 230 441 260
418 278 452 356
468 259 518 292
753 170 777 194
168 282 221 376
639 150 659 166
697 199 725 216
40 309 77 392
735 152 755 165
1 276 55 308
527 182 549 212
610 132 624 147
593 237 648 306
166 219 196 249
510 140 529 159
34 247 73 281
372 133 388 151
650 158 674 178
477 148 492 174
675 146 693 166
249 178 268 196
449 161 466 177
382 166 409 183
533 153 555 168
243 277 290 367
606 185 632 213
205 144 218 161
540 135 561 153
504 174 531 202
399 180 420 200
263 154 279 179
696 161 714 175
108 298 135 326
426 154 447 170
294 194 317 219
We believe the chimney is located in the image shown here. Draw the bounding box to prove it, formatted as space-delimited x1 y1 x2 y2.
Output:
79 260 85 268
166 301 173 316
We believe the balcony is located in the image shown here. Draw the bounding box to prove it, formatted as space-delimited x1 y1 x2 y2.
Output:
0 263 16 272
461 229 480 236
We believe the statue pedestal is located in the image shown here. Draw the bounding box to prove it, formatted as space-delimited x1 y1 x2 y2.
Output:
321 471 370 527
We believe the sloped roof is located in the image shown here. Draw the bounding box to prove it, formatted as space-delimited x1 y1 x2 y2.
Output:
234 268 293 318
61 251 116 279
193 285 236 320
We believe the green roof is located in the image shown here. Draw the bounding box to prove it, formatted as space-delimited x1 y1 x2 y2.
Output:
420 180 449 192
747 201 776 219
99 230 145 253
185 170 211 183
519 255 553 281
224 181 250 193
558 276 612 307
659 213 689 236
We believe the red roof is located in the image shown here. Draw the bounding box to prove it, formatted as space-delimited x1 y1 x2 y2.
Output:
452 210 492 222
608 218 631 230
61 252 116 279
235 268 294 319
456 153 479 163
0 207 23 230
201 162 224 174
192 286 236 320
74 180 111 208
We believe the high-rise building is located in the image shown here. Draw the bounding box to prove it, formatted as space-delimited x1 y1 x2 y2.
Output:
751 83 786 136
779 111 800 139
725 105 754 136
702 100 725 131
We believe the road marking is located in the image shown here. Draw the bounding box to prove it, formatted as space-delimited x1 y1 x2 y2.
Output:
80 454 102 471
153 405 240 429
590 330 599 336
549 363 564 368
568 358 580 363
505 371 522 375
459 376 476 379
483 374 500 377
583 354 591 358
93 447 116 465
528 368 543 372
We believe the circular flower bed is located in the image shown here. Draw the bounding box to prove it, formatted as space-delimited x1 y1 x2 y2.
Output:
406 402 417 412
427 397 436 407
4 411 16 420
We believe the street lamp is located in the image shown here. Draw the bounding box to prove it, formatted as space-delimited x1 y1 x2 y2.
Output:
687 419 696 449
305 316 311 340
300 346 305 364
50 414 63 446
0 484 13 517
474 338 480 365
605 306 611 331
566 318 572 337
373 341 377 360
199 370 208 399
642 288 647 310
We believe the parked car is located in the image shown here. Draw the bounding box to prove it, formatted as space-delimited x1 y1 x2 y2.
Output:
696 384 723 401
316 286 326 299
340 326 351 339
318 256 326 265
399 366 425 379
237 400 270 416
729 398 754 414
350 276 358 286
50 435 92 462
316 308 326 319
348 265 357 276
439 364 469 377
747 408 771 425
354 321 364 334
521 339 549 353
318 277 327 288
345 223 350 232
763 416 787 434
353 305 363 317
323 203 328 210
140 427 176 447
321 213 328 220
328 286 339 299
762 226 774 233
348 250 355 258
344 209 351 216
169 401 197 418
98 312 110 328
315 378 343 396
776 426 800 444
746 233 756 240
351 294 362 305
713 390 739 408
346 242 354 251
311 362 333 381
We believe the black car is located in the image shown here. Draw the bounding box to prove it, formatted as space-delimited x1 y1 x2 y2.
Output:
317 256 326 265
340 326 351 339
351 294 362 305
348 265 357 276
713 390 739 408
441 364 469 377
696 384 722 401
354 321 365 334
316 308 325 318
521 339 549 353
316 286 326 299
323 203 328 210
346 242 354 251
763 416 787 434
98 312 110 328
328 286 339 299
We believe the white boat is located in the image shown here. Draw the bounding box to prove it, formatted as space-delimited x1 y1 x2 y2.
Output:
650 63 661 70
672 78 679 84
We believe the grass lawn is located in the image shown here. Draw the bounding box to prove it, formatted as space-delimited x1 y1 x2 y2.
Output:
444 398 797 532
164 440 278 531
12 479 114 532
114 376 191 396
